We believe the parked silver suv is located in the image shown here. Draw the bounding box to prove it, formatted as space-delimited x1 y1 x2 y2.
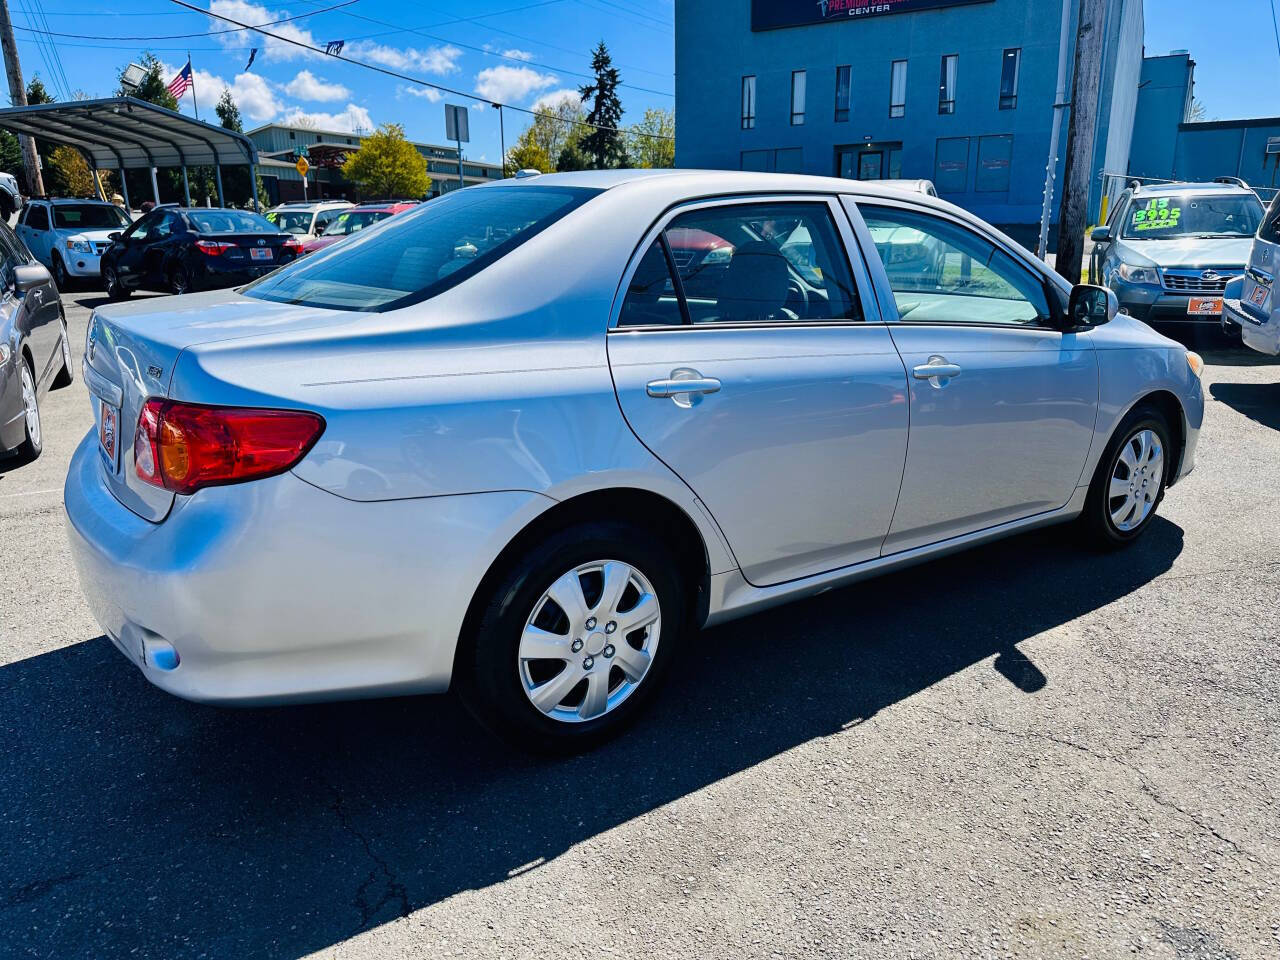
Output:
1222 190 1280 355
1089 179 1265 331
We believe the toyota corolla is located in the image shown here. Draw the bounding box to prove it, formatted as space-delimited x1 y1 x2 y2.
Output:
65 170 1205 751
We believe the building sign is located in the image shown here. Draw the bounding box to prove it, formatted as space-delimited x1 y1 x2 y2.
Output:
752 0 992 31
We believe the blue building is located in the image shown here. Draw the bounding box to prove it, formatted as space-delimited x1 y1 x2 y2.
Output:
675 0 1145 248
1130 52 1280 194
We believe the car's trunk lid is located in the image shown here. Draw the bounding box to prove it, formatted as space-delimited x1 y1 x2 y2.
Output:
83 290 342 521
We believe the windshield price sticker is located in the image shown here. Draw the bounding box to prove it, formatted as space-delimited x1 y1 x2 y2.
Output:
1130 198 1182 232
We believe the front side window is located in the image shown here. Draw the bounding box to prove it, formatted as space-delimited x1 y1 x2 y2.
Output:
245 185 600 312
791 71 807 125
1120 193 1265 239
999 48 1020 109
52 204 131 229
835 65 852 122
860 205 1051 326
741 75 756 130
890 61 907 118
124 209 161 243
1260 192 1280 244
632 202 860 325
938 55 958 115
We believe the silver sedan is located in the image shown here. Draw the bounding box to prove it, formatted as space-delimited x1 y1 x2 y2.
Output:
64 170 1205 751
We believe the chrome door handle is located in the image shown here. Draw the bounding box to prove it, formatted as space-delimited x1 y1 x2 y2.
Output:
912 357 962 382
646 377 721 398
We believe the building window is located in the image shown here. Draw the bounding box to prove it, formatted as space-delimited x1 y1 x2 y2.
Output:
791 70 806 125
999 48 1020 109
938 55 958 115
934 136 970 193
976 135 1014 192
835 65 851 122
741 75 756 130
740 148 804 173
889 60 907 118
289 130 296 140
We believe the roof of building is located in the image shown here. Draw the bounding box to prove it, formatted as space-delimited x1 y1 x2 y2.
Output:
0 97 257 169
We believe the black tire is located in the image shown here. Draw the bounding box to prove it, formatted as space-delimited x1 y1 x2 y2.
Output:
167 264 191 296
455 519 688 754
51 318 73 389
103 264 130 301
14 356 42 462
1080 404 1173 549
51 253 69 290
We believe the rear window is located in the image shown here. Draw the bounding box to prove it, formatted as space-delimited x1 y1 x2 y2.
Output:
53 204 131 229
1260 192 1280 244
188 210 279 234
244 186 600 312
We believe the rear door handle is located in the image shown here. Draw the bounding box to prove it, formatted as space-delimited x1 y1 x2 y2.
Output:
646 377 722 398
912 357 962 382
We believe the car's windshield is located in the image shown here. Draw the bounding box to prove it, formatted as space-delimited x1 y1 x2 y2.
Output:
188 210 279 234
321 209 391 237
1122 193 1264 239
244 186 600 312
53 204 131 229
267 209 316 234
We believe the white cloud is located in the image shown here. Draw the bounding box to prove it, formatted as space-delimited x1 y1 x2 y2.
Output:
348 41 463 75
531 88 583 112
278 103 374 133
208 0 318 61
164 60 281 123
284 70 350 102
398 84 442 103
474 65 558 103
501 49 534 61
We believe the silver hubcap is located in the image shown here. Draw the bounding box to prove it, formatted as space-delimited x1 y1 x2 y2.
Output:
1108 428 1163 532
518 559 661 723
20 364 39 446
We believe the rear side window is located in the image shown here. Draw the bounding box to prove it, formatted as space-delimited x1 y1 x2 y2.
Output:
619 241 684 327
245 186 600 312
1260 192 1280 244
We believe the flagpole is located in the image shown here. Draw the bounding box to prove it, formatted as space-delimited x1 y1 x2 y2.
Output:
187 53 198 120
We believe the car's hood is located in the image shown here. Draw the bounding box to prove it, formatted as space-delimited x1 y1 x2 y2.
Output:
57 227 122 242
1117 236 1254 269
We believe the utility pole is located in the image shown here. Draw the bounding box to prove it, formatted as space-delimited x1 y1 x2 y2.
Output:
1037 0 1073 258
0 0 44 197
1054 0 1105 283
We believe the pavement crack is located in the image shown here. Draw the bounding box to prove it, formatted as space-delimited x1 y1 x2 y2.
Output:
325 786 411 933
0 872 82 911
918 706 1263 862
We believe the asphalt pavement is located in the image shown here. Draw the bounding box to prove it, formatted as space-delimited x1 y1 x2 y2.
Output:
1 289 1278 959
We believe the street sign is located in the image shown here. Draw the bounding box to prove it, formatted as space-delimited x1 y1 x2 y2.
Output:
445 104 470 144
296 156 310 177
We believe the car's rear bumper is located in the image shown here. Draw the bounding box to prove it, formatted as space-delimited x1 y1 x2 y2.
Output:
64 429 552 705
1224 296 1280 356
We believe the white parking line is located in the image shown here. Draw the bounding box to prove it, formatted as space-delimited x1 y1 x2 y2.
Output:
0 487 61 499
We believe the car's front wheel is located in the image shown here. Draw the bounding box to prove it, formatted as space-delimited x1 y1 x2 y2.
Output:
457 520 686 753
1081 404 1172 547
51 253 69 290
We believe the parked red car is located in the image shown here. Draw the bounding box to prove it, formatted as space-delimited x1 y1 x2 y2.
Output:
299 201 419 255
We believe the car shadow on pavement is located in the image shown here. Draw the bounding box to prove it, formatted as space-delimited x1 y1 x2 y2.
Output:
1210 381 1280 431
0 519 1183 958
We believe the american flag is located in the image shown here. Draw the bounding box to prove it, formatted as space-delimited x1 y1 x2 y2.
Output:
166 61 193 99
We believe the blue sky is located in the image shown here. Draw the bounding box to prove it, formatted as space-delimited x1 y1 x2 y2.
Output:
7 0 1275 167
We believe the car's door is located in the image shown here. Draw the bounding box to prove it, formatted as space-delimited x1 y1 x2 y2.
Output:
848 199 1098 554
608 196 910 587
0 220 59 381
19 203 51 267
113 210 161 286
138 211 182 286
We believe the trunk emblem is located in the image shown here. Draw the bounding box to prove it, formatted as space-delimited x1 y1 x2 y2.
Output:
257 239 266 246
147 364 163 379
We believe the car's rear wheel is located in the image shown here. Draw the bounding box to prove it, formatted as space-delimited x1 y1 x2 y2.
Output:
103 264 130 301
457 520 686 753
168 264 191 295
51 253 69 290
14 357 41 462
1081 405 1172 548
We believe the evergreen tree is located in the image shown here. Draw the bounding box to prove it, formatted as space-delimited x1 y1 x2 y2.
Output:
577 42 625 169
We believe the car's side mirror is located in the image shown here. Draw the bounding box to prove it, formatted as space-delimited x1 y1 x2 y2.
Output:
108 232 121 242
13 262 51 294
1067 283 1118 328
1090 225 1111 244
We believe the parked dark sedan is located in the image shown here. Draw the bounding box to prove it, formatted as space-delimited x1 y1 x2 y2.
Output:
100 206 303 299
0 220 72 463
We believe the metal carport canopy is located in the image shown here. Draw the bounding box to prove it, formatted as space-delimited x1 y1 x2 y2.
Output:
0 96 261 210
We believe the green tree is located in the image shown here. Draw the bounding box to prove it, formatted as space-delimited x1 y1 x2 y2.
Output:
504 141 552 176
578 42 625 169
524 95 584 163
628 107 674 168
45 145 97 197
0 132 22 179
215 89 242 132
555 141 590 172
341 123 431 199
26 76 54 105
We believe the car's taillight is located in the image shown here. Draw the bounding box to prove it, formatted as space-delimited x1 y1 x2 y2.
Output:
283 239 304 255
194 240 233 256
134 399 325 495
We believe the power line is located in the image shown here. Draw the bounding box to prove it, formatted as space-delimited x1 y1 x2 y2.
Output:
1271 0 1280 67
10 0 359 41
172 0 674 141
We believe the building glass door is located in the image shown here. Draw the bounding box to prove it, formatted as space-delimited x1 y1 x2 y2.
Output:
858 151 884 179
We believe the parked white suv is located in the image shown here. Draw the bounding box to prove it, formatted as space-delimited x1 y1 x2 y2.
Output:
17 197 133 287
264 199 353 241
